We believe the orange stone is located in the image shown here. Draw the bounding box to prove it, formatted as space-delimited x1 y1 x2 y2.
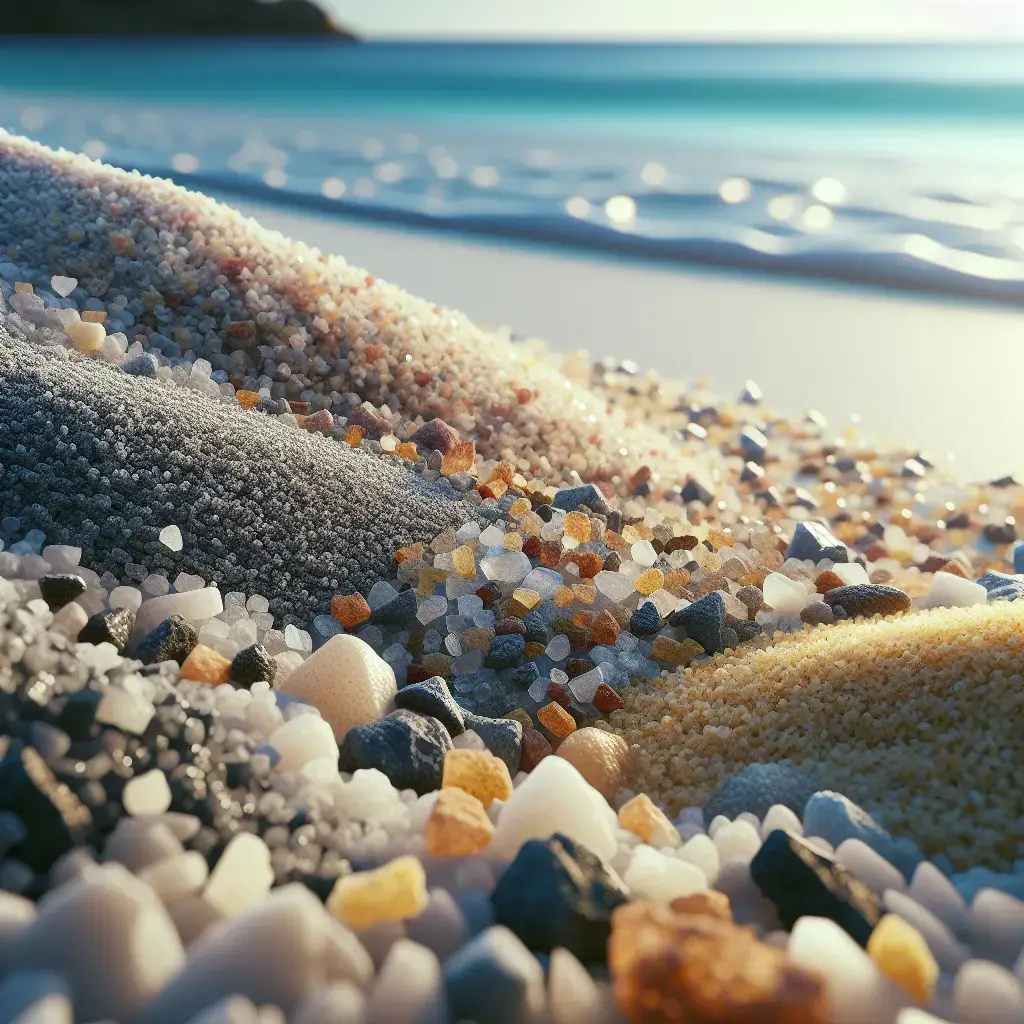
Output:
344 425 365 447
571 584 596 605
442 748 513 807
423 788 494 857
510 588 541 613
662 570 691 595
418 567 448 595
563 512 591 544
236 390 261 409
814 570 845 594
179 644 232 686
539 541 563 568
81 310 107 324
670 891 733 922
706 528 733 550
488 461 517 486
524 642 546 659
508 497 531 518
618 794 678 845
479 478 508 500
294 416 308 428
738 570 769 588
589 609 621 646
604 530 630 550
395 544 424 564
568 552 604 579
395 442 418 460
537 701 576 739
572 611 595 630
554 586 576 608
609 901 828 1024
441 440 476 477
331 592 371 628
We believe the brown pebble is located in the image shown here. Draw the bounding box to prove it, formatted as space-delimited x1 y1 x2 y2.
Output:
520 727 552 772
670 890 733 922
814 570 845 594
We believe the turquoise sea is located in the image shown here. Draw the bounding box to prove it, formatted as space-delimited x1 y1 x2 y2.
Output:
4 40 1024 302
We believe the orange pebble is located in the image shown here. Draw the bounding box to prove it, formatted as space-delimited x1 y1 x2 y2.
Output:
554 586 576 608
424 788 494 857
452 545 476 579
331 592 371 628
395 442 418 460
572 585 596 605
236 390 261 409
442 748 513 807
537 701 577 738
344 425 364 447
441 440 476 476
508 497 531 518
179 644 231 685
563 512 591 544
395 544 424 564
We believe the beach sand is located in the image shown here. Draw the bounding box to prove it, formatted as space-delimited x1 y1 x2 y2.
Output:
235 198 1024 486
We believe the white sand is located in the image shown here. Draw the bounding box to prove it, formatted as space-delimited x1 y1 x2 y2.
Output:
235 199 1024 484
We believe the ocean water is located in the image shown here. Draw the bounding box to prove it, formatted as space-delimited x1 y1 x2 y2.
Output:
3 40 1024 302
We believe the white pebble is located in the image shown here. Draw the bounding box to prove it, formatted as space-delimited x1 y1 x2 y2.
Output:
623 845 707 901
50 275 77 297
203 834 274 919
159 525 183 552
122 769 172 816
109 586 142 614
270 714 339 773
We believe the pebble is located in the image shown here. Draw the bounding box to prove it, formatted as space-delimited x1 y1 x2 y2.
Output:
279 634 396 740
424 788 495 857
618 794 680 847
135 613 200 666
395 676 466 735
491 833 629 962
866 913 939 1003
339 710 453 795
751 830 883 947
668 591 727 654
823 584 913 618
229 643 277 688
77 607 135 651
554 727 630 799
442 748 513 807
786 521 849 563
37 573 86 611
463 714 522 774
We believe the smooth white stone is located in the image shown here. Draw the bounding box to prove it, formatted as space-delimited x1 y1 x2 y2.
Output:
50 275 77 297
123 769 172 816
138 852 210 905
103 820 184 874
837 838 907 894
831 561 870 585
623 845 707 901
270 714 339 773
519 566 563 598
478 525 505 547
452 730 487 751
8 864 184 1023
761 803 804 839
135 587 224 635
203 834 274 919
929 571 988 608
42 545 81 571
630 540 657 567
910 861 969 936
51 600 88 639
95 687 155 735
883 888 970 973
953 959 1024 1024
108 585 142 614
789 916 911 1024
593 571 635 603
713 820 762 864
492 756 617 863
145 885 373 1024
279 635 396 741
677 833 720 885
762 572 808 618
549 947 615 1024
291 982 368 1024
159 524 183 552
969 887 1024 966
368 939 447 1024
707 814 731 839
897 1011 953 1024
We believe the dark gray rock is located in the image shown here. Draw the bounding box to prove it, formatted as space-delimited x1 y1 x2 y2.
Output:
395 677 465 736
134 614 199 666
230 644 276 688
38 573 86 611
786 521 849 564
463 714 522 774
77 608 135 652
668 591 726 654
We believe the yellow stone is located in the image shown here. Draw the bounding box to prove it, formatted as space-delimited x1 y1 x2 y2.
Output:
537 701 576 738
866 914 939 1004
706 528 732 550
442 748 513 807
417 567 448 596
452 545 476 579
326 855 428 930
524 642 546 659
66 320 105 354
13 282 32 293
618 794 680 846
563 512 591 544
554 586 575 608
509 497 531 518
511 588 541 612
179 644 232 686
502 532 524 551
237 390 261 409
572 584 596 605
344 425 365 447
424 788 495 856
441 440 476 477
81 310 107 324
395 442 418 460
650 635 704 668
634 568 665 596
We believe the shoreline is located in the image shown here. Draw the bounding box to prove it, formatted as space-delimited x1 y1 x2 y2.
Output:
233 194 1024 485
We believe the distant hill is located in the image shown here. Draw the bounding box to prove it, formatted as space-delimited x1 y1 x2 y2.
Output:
1 0 355 36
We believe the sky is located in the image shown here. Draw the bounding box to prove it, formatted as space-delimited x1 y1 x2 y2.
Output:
326 0 1024 40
